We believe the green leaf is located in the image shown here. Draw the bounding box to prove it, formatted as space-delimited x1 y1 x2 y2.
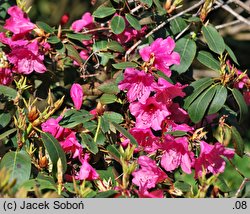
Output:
202 25 225 54
47 35 61 44
65 44 83 65
0 150 31 188
188 86 217 123
55 41 65 54
80 133 98 154
93 41 108 52
165 130 187 137
21 179 57 191
174 180 191 193
111 122 138 146
100 116 110 133
184 77 214 109
93 6 116 18
95 190 118 198
215 175 231 193
0 112 12 129
232 88 248 123
103 111 123 124
110 15 126 34
100 94 117 104
172 38 196 74
170 17 188 35
98 81 120 94
112 62 137 69
66 33 92 42
225 45 239 65
59 109 93 128
197 51 220 71
125 14 141 30
0 85 17 100
41 133 67 174
0 128 16 140
36 21 54 33
140 0 153 7
107 145 121 161
97 167 115 184
208 85 228 114
231 126 245 157
107 41 125 52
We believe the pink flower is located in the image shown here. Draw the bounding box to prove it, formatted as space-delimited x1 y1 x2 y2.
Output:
161 137 194 174
130 128 160 153
115 26 147 44
118 68 155 104
0 67 12 85
129 97 170 131
70 83 83 110
8 40 46 74
75 154 99 181
41 116 68 139
136 184 164 198
71 12 94 32
139 37 180 77
4 6 35 36
60 132 83 159
132 156 167 190
243 91 250 105
194 141 235 178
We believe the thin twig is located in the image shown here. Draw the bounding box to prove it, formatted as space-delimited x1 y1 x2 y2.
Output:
216 0 250 26
235 178 250 198
125 0 206 60
131 4 143 14
232 0 250 14
215 19 241 29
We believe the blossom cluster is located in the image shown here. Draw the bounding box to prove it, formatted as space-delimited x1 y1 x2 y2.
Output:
118 37 235 197
0 6 47 85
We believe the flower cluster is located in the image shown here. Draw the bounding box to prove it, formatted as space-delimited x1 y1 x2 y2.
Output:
119 37 235 197
0 6 46 85
41 83 99 181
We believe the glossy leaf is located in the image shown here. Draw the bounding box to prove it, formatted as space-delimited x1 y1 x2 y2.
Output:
0 150 31 187
93 6 116 18
65 44 83 65
107 41 125 52
125 14 141 30
170 17 188 35
66 33 92 42
98 81 120 94
197 51 220 71
232 88 248 123
231 126 245 157
0 128 16 140
225 45 239 65
112 62 137 69
59 109 93 128
172 38 196 74
0 85 17 100
107 145 121 161
80 133 98 154
93 41 108 52
21 179 57 191
0 112 12 129
36 21 54 33
184 77 214 109
140 0 153 7
188 86 217 123
111 122 138 146
208 85 228 114
110 15 126 34
202 25 225 54
103 111 123 124
41 133 67 173
47 35 61 44
100 94 117 104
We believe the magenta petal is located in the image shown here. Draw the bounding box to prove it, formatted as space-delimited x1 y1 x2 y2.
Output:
70 83 84 110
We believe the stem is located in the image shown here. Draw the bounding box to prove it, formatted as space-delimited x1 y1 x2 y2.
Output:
94 116 101 143
235 178 250 198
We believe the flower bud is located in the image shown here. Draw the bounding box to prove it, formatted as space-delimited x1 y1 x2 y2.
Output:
70 83 83 110
60 13 69 25
28 106 39 122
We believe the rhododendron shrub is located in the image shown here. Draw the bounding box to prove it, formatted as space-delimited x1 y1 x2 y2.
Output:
0 1 249 198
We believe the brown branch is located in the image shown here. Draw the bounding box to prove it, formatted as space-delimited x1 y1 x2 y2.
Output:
232 0 250 14
125 0 206 60
216 0 250 26
235 178 250 198
215 19 241 29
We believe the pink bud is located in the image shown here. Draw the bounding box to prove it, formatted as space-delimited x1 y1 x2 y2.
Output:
70 83 83 110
